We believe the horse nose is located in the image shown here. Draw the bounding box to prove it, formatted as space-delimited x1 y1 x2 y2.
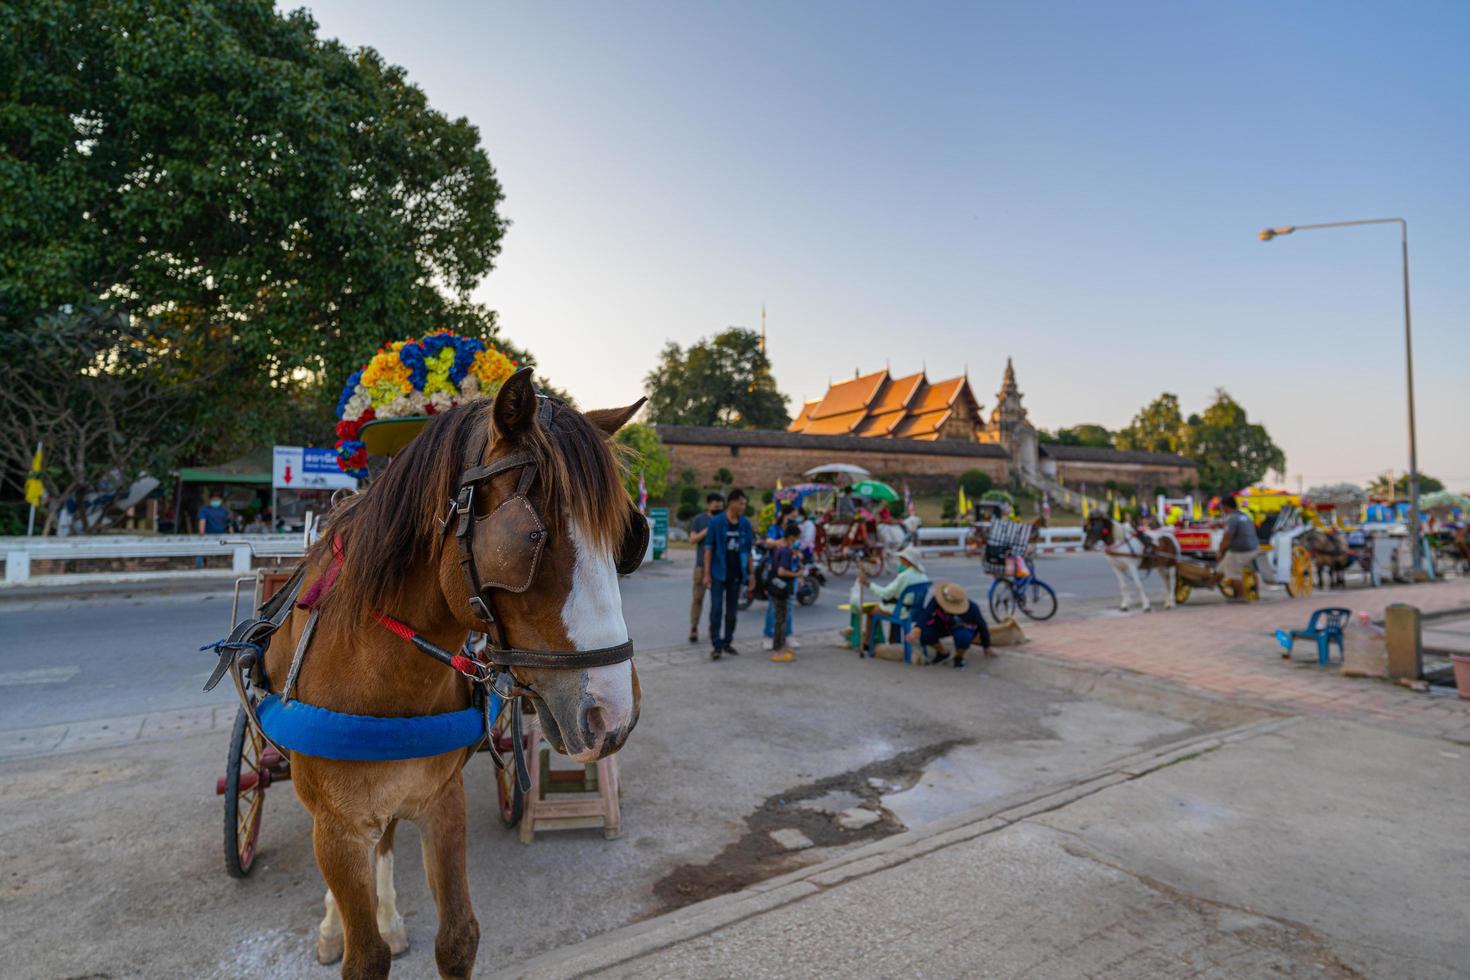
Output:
583 704 609 739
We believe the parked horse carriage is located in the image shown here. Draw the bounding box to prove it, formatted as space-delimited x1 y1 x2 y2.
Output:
201 336 652 974
1165 504 1315 603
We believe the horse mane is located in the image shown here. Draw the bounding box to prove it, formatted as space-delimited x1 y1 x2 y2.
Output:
315 398 631 617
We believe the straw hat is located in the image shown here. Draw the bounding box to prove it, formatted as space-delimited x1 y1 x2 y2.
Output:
895 546 927 573
934 581 969 615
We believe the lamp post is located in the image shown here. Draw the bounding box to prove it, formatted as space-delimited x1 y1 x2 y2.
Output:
1258 218 1422 574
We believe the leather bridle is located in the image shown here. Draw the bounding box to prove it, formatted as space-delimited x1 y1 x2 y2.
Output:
440 396 636 702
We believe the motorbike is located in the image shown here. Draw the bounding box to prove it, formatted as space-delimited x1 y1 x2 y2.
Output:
739 548 821 610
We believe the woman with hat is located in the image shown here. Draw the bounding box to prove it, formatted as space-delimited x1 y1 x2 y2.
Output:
907 581 994 669
859 546 931 646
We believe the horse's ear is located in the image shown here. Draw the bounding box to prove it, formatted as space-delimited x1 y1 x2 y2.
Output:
492 367 538 439
585 397 646 437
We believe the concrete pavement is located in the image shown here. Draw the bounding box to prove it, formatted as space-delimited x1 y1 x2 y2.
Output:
499 715 1469 979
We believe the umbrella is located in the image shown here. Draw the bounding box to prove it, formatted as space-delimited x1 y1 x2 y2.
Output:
1420 491 1470 512
804 462 870 478
850 480 899 502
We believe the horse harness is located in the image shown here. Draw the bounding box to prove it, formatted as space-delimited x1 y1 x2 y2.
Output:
202 394 647 780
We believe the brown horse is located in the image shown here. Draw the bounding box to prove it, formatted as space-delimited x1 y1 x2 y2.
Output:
264 369 643 979
1081 513 1180 612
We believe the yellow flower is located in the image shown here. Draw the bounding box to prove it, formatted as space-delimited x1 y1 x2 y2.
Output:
424 370 456 397
471 348 514 387
361 350 411 396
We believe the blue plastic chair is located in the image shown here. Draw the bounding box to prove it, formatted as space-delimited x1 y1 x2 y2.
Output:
1275 607 1351 666
866 582 931 663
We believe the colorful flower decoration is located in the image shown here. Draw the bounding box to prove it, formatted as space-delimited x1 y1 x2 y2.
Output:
333 330 518 476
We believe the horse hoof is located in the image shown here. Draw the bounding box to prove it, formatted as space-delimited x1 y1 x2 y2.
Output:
382 925 409 957
317 934 344 965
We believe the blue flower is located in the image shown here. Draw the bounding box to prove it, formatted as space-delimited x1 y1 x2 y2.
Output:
335 369 364 419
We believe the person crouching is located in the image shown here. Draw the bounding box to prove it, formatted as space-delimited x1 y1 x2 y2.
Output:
906 581 994 669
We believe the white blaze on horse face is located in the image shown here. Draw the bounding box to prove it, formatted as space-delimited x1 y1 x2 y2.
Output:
562 522 635 726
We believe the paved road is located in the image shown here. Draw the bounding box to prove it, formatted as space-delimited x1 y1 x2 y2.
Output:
0 551 1130 732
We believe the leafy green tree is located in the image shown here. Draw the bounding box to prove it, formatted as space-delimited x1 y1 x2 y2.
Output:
1181 390 1285 494
714 467 734 487
1367 471 1444 498
958 469 993 497
1042 425 1114 448
1 0 516 446
0 307 233 530
644 328 790 428
1116 394 1185 454
613 423 670 501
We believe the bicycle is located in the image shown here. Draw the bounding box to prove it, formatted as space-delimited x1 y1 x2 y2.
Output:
983 535 1058 622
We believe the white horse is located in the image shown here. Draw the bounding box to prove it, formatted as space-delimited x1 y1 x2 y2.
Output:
1081 514 1178 612
876 515 922 551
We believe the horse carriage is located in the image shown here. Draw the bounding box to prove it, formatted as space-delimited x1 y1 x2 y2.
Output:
199 333 650 974
213 416 550 879
1164 503 1315 604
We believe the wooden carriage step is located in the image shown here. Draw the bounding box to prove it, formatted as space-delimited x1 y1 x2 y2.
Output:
518 713 622 844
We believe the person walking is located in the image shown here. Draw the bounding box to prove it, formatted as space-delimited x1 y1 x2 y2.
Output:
767 523 804 663
688 492 724 643
704 488 754 659
907 581 993 669
197 493 234 535
1215 495 1260 600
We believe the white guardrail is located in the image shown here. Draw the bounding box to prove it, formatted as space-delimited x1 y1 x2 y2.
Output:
2 534 307 584
913 524 1085 556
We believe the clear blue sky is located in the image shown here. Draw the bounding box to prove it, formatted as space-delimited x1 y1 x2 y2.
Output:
296 0 1468 489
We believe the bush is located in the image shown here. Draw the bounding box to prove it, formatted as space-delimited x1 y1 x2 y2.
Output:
714 467 733 486
761 489 774 504
958 469 992 497
679 468 697 486
676 502 697 521
754 501 776 534
679 485 700 508
941 498 958 522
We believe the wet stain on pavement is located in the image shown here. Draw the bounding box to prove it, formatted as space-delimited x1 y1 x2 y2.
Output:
651 738 969 912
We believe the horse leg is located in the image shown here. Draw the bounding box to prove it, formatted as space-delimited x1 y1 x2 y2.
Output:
1127 561 1151 612
318 889 344 965
1108 559 1132 611
1162 562 1176 610
418 772 479 980
376 820 409 957
313 815 391 980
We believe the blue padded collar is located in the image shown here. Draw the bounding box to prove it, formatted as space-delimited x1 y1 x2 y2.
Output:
255 692 497 761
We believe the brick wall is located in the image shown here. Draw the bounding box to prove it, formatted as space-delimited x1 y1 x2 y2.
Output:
1053 460 1195 493
663 442 1008 492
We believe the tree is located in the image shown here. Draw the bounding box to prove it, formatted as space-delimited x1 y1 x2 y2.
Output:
1367 471 1444 498
959 469 993 497
613 423 669 501
1 0 515 446
1041 425 1113 448
1116 394 1185 454
1181 390 1285 495
0 307 233 531
644 328 790 428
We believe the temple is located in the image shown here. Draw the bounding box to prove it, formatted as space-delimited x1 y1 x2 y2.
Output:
788 370 985 442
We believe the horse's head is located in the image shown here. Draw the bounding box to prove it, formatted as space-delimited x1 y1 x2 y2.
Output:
438 369 645 763
1082 513 1113 550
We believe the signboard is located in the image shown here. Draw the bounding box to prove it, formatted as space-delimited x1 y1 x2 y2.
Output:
648 507 669 561
273 446 358 491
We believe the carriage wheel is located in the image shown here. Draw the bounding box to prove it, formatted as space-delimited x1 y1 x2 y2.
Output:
826 549 851 577
223 706 267 878
1174 577 1193 604
1285 544 1314 598
493 706 532 829
859 549 884 578
1241 566 1260 603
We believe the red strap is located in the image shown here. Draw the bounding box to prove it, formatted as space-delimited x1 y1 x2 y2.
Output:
297 535 347 610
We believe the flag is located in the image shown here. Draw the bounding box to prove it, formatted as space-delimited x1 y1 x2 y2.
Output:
1081 497 1089 519
775 477 783 491
957 486 970 519
637 472 648 514
24 443 45 507
1192 500 1202 520
1112 498 1122 522
903 482 913 516
1042 492 1051 520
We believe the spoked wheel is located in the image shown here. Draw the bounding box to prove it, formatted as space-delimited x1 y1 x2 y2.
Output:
825 549 851 577
1174 577 1193 604
493 703 532 829
988 578 1016 622
1016 578 1058 621
1285 544 1314 598
859 549 885 578
1240 565 1260 603
222 705 269 878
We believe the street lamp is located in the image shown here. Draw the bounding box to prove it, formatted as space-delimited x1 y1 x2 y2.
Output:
1258 217 1422 574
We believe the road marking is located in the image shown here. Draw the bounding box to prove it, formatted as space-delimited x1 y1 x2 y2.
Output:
0 666 79 687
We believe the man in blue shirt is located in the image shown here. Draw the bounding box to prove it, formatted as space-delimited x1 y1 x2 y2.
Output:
907 581 993 669
197 494 234 535
688 492 724 643
703 488 754 660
